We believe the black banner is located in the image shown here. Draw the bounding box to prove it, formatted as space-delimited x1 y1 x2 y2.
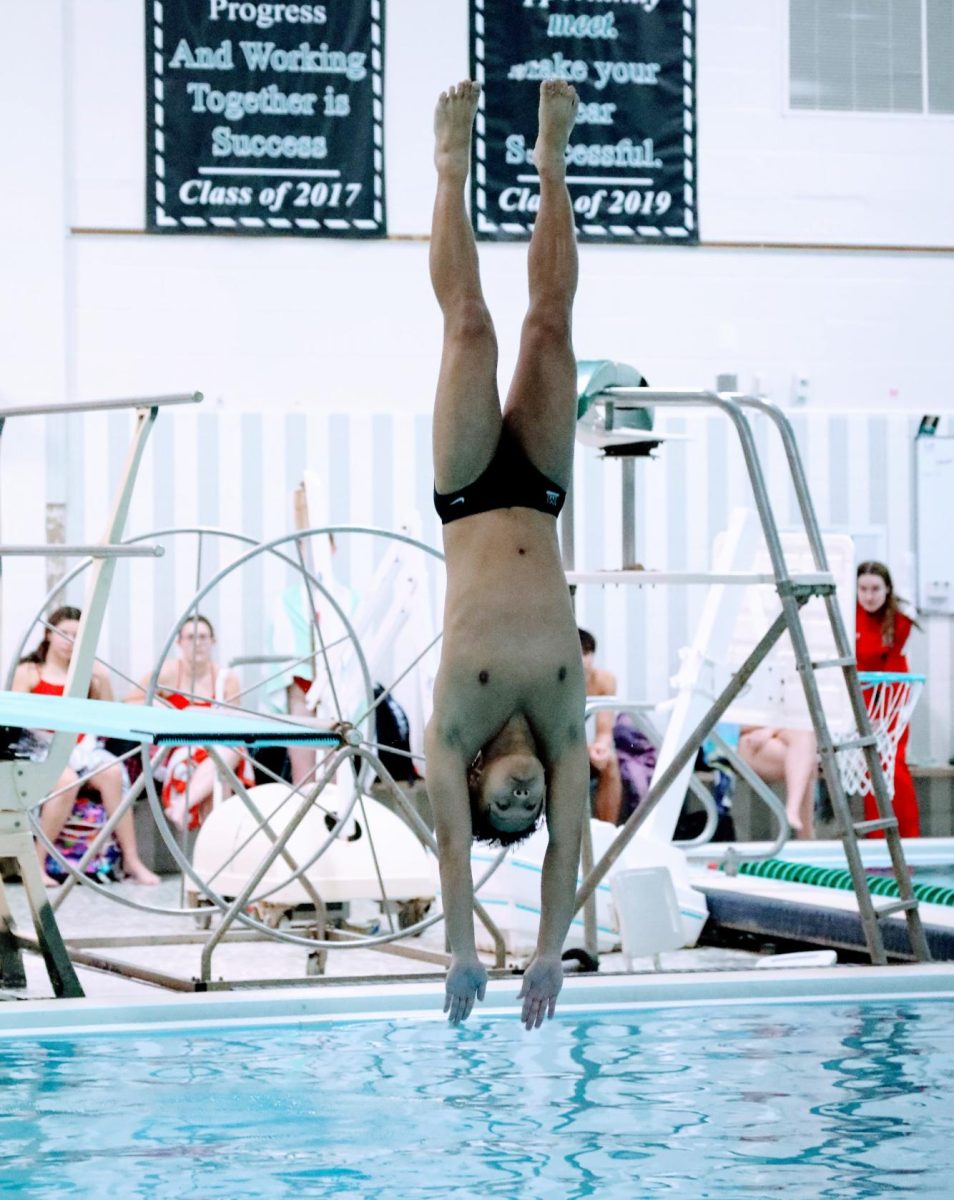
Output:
470 0 696 243
146 1 385 236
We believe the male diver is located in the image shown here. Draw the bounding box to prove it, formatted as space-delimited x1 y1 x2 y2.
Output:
424 79 589 1030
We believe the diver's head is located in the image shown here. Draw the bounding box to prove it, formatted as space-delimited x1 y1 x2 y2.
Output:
468 749 546 848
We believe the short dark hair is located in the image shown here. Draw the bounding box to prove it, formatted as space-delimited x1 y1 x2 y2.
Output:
467 761 543 848
578 627 596 656
469 792 542 848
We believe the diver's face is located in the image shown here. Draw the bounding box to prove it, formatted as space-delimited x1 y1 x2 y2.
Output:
478 753 546 834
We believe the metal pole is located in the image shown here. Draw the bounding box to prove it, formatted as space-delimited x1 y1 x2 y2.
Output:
621 458 637 569
0 392 202 419
579 818 598 962
574 608 793 913
0 544 163 557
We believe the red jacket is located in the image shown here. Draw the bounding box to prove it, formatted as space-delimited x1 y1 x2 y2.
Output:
855 605 912 673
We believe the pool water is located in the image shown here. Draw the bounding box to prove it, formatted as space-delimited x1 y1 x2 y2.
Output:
1 999 951 1199
912 866 954 892
864 864 954 897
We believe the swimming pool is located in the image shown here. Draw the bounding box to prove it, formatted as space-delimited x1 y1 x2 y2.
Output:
2 970 953 1199
910 865 954 891
691 837 954 899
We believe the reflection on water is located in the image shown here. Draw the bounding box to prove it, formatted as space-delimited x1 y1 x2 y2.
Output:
0 1000 951 1199
910 865 954 892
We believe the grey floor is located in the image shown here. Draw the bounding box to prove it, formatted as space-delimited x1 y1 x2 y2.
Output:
1 874 759 1003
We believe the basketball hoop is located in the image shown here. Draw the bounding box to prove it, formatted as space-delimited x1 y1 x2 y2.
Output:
835 672 925 798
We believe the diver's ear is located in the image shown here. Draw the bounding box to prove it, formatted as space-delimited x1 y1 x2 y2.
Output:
467 751 484 791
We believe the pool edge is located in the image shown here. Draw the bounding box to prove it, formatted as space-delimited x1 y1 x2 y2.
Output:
2 963 954 1038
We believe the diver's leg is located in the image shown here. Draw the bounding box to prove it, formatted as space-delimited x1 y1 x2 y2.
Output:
503 80 579 489
431 81 502 493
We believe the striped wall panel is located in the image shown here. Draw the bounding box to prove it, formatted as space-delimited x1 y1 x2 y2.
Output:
2 407 951 767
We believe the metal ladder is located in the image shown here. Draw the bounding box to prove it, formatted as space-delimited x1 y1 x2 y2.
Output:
571 389 930 965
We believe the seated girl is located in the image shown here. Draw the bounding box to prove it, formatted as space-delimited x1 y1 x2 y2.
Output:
12 605 159 886
126 614 254 830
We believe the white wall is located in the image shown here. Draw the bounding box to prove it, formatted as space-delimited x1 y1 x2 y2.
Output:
0 2 68 408
1 0 950 418
69 0 954 243
699 0 954 247
3 406 951 767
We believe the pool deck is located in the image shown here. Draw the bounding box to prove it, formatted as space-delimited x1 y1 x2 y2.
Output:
4 836 954 1024
688 836 954 869
697 871 954 958
687 837 954 960
3 961 954 1038
0 874 758 1006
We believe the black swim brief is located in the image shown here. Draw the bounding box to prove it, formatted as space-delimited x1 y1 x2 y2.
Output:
433 429 567 525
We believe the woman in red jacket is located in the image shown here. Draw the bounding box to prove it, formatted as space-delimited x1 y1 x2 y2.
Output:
855 561 921 837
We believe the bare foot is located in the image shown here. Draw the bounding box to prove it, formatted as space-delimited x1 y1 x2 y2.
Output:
41 872 60 889
434 80 480 178
124 859 161 886
534 80 579 176
786 804 803 836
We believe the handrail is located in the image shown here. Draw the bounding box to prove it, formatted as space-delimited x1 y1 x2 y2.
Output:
0 392 202 420
0 544 163 558
582 385 929 965
568 571 835 587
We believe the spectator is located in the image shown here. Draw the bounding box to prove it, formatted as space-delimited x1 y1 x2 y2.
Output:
737 726 818 839
126 614 254 830
579 628 623 824
855 561 921 838
12 606 159 886
613 715 657 826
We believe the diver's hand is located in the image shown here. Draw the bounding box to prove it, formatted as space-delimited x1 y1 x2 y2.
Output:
444 957 488 1025
518 953 563 1030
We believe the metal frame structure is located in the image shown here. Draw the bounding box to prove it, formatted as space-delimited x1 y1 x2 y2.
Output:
567 389 929 965
0 393 201 997
0 385 928 1000
3 520 516 994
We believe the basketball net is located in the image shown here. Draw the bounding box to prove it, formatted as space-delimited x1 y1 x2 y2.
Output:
835 672 924 799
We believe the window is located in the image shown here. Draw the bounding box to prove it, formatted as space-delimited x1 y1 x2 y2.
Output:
789 0 954 114
927 0 954 111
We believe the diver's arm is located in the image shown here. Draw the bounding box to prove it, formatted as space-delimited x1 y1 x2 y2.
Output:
424 723 488 1023
519 740 588 1029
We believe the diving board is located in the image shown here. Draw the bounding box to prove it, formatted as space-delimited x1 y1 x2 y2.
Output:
0 694 340 1004
0 391 230 1002
0 692 343 751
